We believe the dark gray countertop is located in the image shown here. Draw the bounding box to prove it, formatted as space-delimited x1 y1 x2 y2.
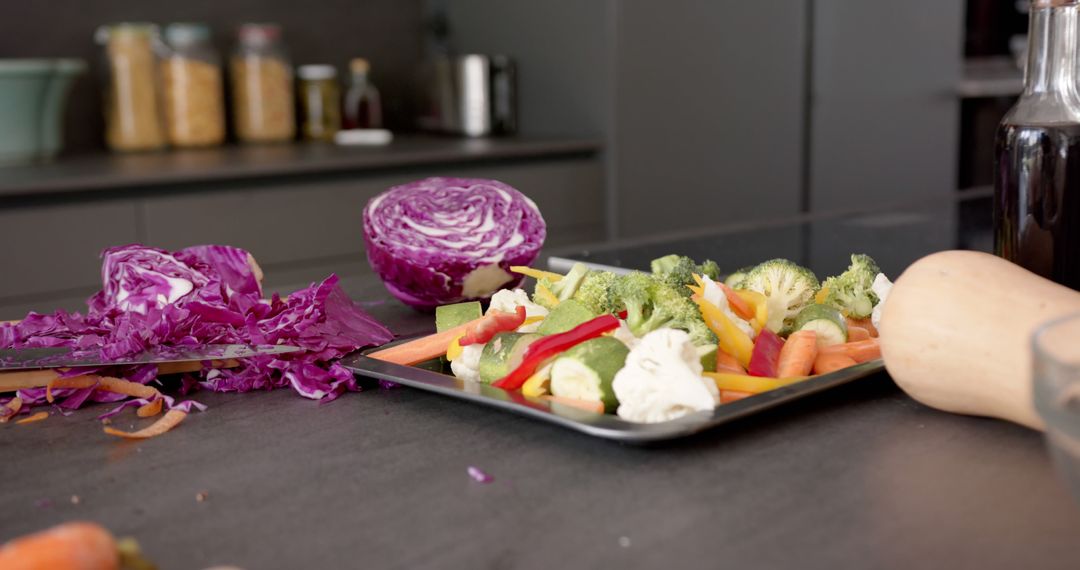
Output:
3 192 1080 569
0 135 602 200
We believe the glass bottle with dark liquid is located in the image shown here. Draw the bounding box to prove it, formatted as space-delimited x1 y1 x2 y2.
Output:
995 0 1080 289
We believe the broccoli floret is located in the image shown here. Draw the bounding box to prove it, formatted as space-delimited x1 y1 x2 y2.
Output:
649 254 722 294
820 254 881 318
724 266 753 289
572 271 623 315
533 263 592 309
614 272 716 346
741 259 820 334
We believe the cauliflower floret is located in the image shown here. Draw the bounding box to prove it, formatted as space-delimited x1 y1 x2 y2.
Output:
450 343 484 383
700 276 755 338
870 273 893 330
488 288 548 333
612 329 719 423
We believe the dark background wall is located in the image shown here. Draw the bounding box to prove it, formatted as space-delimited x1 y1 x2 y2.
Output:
2 0 425 153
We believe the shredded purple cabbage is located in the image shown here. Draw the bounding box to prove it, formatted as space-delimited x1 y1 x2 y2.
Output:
0 244 394 415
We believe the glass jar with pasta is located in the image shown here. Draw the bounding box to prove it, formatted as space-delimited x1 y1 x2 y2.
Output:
230 23 295 143
161 23 225 148
95 23 167 152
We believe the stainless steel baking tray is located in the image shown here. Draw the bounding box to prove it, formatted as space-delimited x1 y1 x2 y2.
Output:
341 350 884 443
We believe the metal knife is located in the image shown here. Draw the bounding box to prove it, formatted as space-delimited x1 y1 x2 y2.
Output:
0 344 301 372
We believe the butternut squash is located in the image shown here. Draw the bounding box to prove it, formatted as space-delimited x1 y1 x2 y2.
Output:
879 250 1080 430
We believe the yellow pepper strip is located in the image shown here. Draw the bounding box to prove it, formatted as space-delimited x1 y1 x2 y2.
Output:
695 297 755 368
704 372 811 394
521 316 545 327
446 334 466 361
692 274 706 288
510 266 564 282
734 290 769 335
687 285 704 297
534 283 560 308
522 372 551 398
815 286 830 305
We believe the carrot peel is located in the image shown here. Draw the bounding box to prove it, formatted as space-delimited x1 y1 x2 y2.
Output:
104 409 187 439
16 411 49 425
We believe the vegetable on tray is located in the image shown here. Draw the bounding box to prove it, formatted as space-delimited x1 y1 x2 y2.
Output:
412 252 889 424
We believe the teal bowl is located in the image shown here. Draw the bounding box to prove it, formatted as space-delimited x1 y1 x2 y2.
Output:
0 59 86 165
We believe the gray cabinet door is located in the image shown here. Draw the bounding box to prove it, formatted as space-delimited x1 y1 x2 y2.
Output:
613 0 808 238
810 0 964 211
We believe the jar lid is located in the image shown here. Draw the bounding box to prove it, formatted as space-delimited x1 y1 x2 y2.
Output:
165 23 212 47
298 64 337 80
237 23 282 46
94 22 159 44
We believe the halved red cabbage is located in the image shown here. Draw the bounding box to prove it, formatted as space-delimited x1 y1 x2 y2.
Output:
363 177 546 309
0 244 394 415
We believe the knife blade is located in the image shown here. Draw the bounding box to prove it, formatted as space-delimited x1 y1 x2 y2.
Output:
0 344 301 372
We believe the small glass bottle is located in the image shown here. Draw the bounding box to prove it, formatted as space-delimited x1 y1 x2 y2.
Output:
342 58 382 129
95 23 167 152
161 23 226 147
230 23 295 143
297 65 342 141
994 0 1080 289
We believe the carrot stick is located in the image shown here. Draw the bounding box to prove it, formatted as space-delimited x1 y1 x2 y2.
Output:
720 390 753 404
368 313 503 366
719 282 755 320
820 338 881 363
813 352 858 375
846 317 878 338
715 348 746 375
777 330 818 378
103 409 187 439
137 398 163 418
540 395 605 414
16 411 49 425
0 521 119 570
0 397 22 423
847 326 871 342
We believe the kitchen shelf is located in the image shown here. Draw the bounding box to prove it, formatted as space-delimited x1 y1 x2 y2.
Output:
0 135 603 200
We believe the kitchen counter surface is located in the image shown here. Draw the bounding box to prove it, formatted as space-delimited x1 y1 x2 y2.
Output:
4 191 1080 569
0 135 602 200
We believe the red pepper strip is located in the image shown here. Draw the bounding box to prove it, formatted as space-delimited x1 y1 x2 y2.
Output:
493 314 620 391
459 306 527 346
618 310 628 319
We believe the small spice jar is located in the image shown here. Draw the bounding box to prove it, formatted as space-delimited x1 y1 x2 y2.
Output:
297 64 342 141
95 23 167 152
161 23 226 147
230 23 295 143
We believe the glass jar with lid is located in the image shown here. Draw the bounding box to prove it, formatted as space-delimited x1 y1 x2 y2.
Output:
230 23 295 143
297 64 342 141
161 23 226 147
95 23 167 152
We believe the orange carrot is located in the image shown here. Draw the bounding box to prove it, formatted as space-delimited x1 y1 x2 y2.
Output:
136 398 163 418
16 411 48 425
715 348 746 375
719 282 755 320
846 317 878 338
720 390 753 404
103 409 187 439
540 395 605 414
820 338 882 363
813 352 858 375
847 326 871 342
777 330 818 378
367 313 504 366
0 521 119 570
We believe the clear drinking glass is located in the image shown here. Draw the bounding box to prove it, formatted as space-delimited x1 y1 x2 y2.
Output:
1033 312 1080 503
